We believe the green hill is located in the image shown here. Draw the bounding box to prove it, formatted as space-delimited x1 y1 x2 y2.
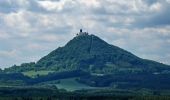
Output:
2 31 170 89
36 33 170 74
5 33 170 75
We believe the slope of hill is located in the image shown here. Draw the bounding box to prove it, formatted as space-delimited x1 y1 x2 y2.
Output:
3 32 170 89
5 33 170 74
35 34 170 74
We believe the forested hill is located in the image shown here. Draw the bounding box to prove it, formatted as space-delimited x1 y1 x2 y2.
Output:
5 33 170 74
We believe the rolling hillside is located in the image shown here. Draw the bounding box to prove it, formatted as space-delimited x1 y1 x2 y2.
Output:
2 32 170 90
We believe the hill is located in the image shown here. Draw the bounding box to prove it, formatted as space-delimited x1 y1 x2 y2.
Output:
3 31 170 89
6 31 170 74
38 34 170 74
5 31 170 74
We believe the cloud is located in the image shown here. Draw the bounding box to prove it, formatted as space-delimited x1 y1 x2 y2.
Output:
0 31 10 39
133 1 170 27
0 0 170 68
0 50 18 57
105 26 170 64
38 0 67 11
0 0 46 14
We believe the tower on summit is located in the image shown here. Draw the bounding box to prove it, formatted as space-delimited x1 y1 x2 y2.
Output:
76 29 88 36
80 29 82 33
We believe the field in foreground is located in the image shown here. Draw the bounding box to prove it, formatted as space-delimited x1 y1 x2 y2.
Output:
0 87 170 100
1 96 170 100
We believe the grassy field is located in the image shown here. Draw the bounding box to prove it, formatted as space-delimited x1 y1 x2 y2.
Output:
55 78 98 91
38 78 98 91
22 70 54 78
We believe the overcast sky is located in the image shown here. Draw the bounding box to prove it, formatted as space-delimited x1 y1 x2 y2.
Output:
0 0 170 69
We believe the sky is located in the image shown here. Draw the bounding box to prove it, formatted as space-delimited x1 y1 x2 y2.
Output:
0 0 170 69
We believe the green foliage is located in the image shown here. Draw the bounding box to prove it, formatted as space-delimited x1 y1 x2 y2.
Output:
22 70 54 78
4 62 36 73
35 34 170 74
0 87 170 100
4 34 170 74
2 34 170 91
39 78 96 91
0 73 30 86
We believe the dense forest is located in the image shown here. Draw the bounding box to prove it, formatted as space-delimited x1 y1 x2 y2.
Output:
0 86 170 100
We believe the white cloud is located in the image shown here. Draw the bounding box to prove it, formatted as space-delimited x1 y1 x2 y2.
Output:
38 0 78 12
150 2 162 12
0 49 18 57
79 0 100 8
2 10 32 37
166 0 170 3
26 43 46 51
0 0 170 68
0 31 10 39
36 34 68 42
38 0 65 11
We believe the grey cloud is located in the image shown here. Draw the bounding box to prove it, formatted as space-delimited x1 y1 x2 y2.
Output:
0 0 48 14
89 0 170 28
0 1 18 13
133 1 170 27
144 0 159 5
0 0 170 68
98 26 170 61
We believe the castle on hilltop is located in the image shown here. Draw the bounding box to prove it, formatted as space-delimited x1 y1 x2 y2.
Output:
76 29 88 36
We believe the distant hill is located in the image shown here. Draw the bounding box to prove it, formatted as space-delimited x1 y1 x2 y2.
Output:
3 31 170 89
5 32 170 74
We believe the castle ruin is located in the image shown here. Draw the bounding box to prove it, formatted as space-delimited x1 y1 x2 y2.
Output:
76 29 88 36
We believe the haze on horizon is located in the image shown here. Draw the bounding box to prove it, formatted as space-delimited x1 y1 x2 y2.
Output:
0 0 170 69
